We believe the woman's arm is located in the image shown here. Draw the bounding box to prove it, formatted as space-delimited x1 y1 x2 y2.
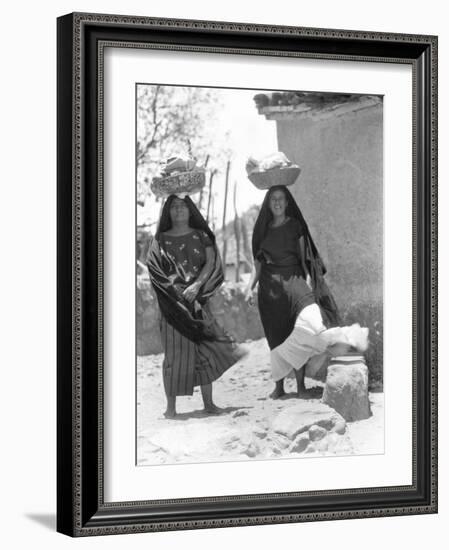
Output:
195 246 215 287
298 235 313 289
182 246 214 303
245 259 261 302
250 259 261 290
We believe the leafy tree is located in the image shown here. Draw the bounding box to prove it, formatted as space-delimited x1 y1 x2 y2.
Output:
137 85 232 203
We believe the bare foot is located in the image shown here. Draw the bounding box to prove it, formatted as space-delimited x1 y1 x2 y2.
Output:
269 387 286 400
203 404 224 415
163 409 177 419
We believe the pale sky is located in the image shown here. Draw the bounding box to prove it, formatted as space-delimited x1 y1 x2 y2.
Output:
138 87 279 226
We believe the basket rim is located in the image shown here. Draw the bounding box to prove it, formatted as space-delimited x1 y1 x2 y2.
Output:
153 168 206 182
247 164 300 176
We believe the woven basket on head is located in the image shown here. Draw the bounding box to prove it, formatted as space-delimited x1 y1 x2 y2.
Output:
247 165 301 190
151 170 206 198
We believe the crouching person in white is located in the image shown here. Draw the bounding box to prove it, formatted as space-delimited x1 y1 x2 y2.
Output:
270 303 369 387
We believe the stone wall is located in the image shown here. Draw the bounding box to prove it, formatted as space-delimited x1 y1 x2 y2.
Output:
137 277 265 356
137 276 383 388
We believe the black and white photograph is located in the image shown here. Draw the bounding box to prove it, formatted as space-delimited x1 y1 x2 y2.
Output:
136 84 384 466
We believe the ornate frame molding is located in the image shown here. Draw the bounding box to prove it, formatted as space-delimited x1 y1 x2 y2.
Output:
57 12 437 537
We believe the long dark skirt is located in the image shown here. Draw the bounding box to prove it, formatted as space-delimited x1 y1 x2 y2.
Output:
160 309 244 397
258 264 316 350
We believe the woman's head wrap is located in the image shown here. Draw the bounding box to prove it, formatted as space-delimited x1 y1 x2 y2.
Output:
252 185 341 327
147 195 224 342
155 194 216 244
251 185 316 261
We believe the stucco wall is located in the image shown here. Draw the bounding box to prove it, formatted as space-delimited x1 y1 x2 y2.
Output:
269 105 383 386
274 104 383 308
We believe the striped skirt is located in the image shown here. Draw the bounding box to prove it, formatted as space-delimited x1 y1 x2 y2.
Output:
160 313 244 397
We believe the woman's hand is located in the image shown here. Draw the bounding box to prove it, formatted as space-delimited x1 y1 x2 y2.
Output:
306 273 313 290
245 286 256 307
244 261 261 308
182 281 202 303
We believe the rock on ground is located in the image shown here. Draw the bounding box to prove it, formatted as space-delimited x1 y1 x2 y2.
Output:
271 401 346 439
323 362 372 422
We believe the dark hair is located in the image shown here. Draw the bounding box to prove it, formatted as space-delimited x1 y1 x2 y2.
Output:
267 185 289 199
252 185 302 257
166 196 194 227
156 194 216 244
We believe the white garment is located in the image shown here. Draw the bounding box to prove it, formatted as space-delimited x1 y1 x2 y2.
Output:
270 304 369 382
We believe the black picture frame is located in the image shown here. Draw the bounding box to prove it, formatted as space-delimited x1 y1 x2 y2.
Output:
57 12 438 537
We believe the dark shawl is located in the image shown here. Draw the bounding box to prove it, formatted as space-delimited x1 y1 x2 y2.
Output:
147 195 224 342
252 185 341 327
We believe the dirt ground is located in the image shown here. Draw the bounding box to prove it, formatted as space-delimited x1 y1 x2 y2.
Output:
137 338 384 466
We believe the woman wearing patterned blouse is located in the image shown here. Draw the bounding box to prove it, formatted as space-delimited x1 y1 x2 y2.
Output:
147 195 245 418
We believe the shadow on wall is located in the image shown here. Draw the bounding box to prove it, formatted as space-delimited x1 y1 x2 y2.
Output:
137 277 383 390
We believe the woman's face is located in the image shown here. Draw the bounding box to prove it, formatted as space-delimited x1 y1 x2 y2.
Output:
169 197 190 225
268 189 288 217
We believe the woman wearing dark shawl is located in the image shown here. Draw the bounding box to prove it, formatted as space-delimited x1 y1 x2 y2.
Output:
246 185 368 399
147 194 245 417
